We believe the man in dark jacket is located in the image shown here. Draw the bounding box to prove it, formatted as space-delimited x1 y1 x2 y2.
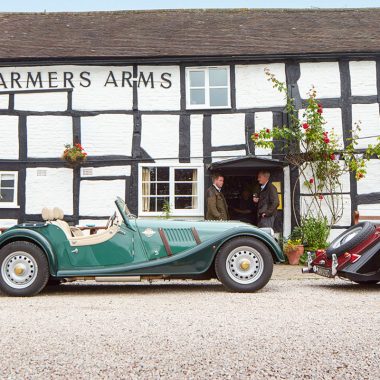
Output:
253 170 279 228
206 173 229 221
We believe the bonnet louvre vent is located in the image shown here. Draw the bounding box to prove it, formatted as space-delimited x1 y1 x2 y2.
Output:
163 228 195 244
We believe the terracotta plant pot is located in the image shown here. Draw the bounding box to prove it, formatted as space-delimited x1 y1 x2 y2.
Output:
285 245 305 265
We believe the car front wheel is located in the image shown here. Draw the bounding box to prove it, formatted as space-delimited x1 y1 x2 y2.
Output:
0 241 49 297
215 237 273 292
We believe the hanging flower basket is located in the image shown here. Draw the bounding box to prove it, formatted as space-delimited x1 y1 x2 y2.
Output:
62 143 87 167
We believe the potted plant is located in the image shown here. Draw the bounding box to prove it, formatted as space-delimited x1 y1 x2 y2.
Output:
62 143 87 167
284 238 304 265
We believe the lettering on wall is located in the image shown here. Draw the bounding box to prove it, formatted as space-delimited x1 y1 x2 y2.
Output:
0 70 172 90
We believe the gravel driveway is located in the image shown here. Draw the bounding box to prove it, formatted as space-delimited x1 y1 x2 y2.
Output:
0 265 379 379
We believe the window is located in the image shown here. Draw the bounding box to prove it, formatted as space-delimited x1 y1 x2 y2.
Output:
139 164 204 216
186 66 230 109
0 172 18 208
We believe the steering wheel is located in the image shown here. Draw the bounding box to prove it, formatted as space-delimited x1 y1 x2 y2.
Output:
105 211 117 229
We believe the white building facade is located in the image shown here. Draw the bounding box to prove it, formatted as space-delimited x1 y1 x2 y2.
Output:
0 9 379 239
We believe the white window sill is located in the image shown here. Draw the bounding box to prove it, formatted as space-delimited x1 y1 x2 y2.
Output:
0 204 20 209
186 105 231 110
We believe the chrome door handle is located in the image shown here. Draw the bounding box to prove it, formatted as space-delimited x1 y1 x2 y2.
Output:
71 248 78 254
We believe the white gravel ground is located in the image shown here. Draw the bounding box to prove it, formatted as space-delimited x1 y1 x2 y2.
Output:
0 266 379 379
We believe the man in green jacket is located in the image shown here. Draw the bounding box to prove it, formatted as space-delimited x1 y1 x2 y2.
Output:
206 173 229 221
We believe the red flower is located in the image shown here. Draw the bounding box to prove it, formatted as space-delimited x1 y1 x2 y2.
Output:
302 123 309 130
317 108 323 114
324 137 330 144
309 178 314 184
253 133 259 139
330 153 335 160
317 103 322 108
266 128 270 133
357 172 364 179
323 131 328 136
319 195 324 200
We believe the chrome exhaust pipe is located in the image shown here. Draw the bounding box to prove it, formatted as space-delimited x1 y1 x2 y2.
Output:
302 267 313 274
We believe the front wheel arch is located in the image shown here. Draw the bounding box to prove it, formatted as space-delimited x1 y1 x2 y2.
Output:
214 236 274 292
214 234 278 264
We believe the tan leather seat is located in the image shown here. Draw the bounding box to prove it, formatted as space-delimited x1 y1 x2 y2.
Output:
41 207 83 239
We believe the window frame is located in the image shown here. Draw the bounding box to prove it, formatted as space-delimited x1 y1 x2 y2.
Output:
185 66 231 110
0 171 19 208
138 163 204 217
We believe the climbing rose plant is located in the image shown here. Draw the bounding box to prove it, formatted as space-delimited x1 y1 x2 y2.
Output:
252 69 380 226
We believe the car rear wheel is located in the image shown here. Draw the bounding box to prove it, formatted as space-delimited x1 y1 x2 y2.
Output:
326 222 376 258
0 241 49 297
215 237 273 292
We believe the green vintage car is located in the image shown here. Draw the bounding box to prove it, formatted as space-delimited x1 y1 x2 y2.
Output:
0 197 284 297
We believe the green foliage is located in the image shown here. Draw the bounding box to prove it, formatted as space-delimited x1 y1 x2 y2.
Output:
62 143 87 164
283 238 302 253
161 200 172 219
300 216 330 251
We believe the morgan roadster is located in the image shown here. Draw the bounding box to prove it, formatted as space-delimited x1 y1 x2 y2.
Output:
0 197 284 296
303 222 380 284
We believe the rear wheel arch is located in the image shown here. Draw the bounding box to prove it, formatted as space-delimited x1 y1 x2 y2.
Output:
0 236 56 275
0 240 50 296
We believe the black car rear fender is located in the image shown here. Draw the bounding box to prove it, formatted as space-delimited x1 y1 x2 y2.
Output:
340 240 380 281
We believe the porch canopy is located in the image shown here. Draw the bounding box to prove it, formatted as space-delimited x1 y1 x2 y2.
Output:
208 155 288 176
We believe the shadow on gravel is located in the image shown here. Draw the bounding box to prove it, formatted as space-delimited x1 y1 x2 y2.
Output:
37 282 228 296
308 282 380 293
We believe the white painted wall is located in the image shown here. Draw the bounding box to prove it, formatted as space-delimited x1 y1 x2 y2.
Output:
0 95 9 109
352 104 380 149
300 162 350 194
254 112 273 157
72 66 134 111
137 65 180 111
141 115 179 160
283 166 291 238
357 160 380 194
25 168 73 214
211 150 246 163
322 108 344 149
235 63 286 108
349 61 377 96
27 116 73 158
358 203 380 217
0 116 19 159
190 115 204 163
15 92 67 112
211 113 245 146
80 180 125 216
300 194 351 226
298 62 341 99
81 114 134 156
81 166 131 177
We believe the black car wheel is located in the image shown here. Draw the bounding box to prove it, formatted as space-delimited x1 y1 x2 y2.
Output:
326 222 376 258
215 237 273 292
0 241 49 297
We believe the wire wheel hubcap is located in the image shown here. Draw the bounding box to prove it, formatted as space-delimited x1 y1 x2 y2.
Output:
226 246 264 284
1 251 38 289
